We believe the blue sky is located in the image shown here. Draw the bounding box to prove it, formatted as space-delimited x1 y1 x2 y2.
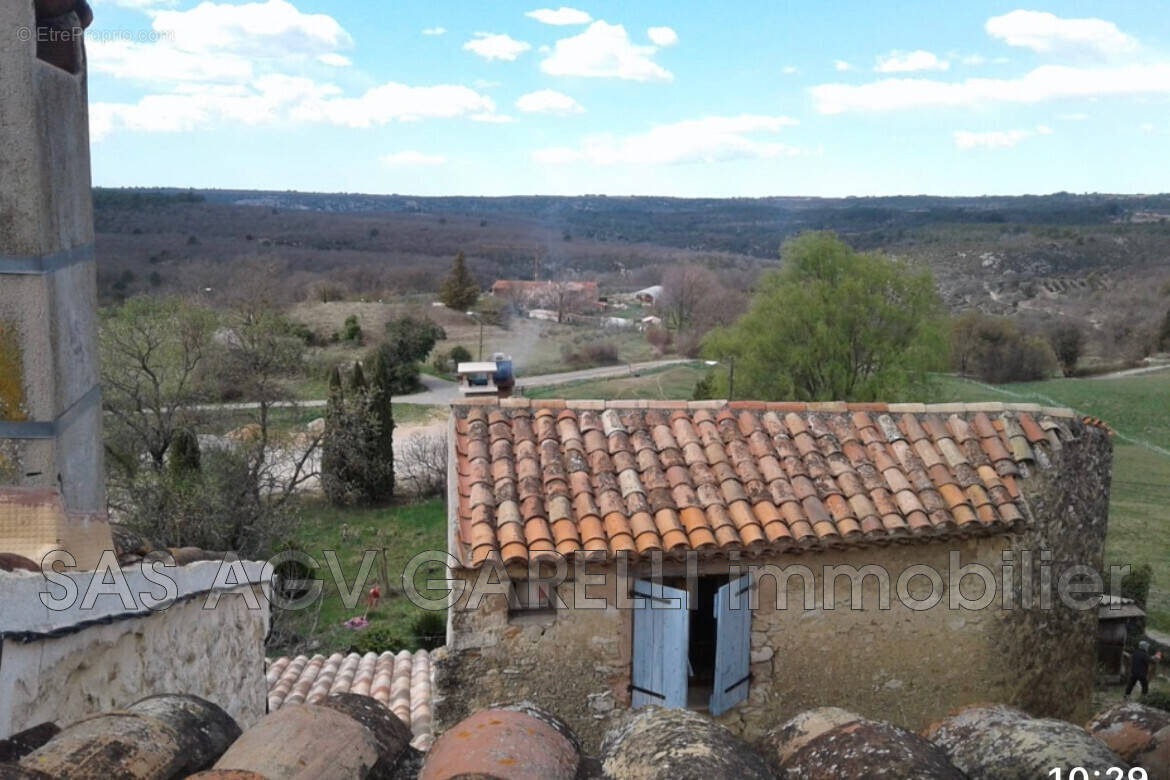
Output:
86 1 1170 196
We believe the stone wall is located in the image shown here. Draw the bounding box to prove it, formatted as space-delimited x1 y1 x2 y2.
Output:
438 527 1108 749
435 568 632 751
0 561 270 737
994 421 1113 725
1 0 107 553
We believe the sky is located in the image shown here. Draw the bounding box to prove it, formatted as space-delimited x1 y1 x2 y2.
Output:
85 0 1170 197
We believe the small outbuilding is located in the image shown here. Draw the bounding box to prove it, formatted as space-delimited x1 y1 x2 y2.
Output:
437 398 1115 749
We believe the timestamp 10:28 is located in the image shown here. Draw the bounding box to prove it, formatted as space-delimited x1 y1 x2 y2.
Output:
1049 769 1147 779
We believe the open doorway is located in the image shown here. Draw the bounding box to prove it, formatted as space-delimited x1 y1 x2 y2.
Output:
661 575 723 708
632 573 753 715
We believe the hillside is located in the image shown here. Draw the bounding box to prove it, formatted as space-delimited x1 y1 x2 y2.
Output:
93 188 1170 361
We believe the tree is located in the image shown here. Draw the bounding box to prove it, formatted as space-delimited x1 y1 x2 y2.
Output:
100 297 216 477
321 359 394 506
213 301 321 506
951 312 1059 383
341 314 363 344
377 315 447 394
439 251 479 310
660 265 720 330
449 345 473 365
701 232 947 401
368 348 396 502
1047 323 1085 376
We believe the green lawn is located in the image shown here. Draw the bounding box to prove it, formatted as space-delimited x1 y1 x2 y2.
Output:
931 370 1170 630
524 363 707 400
273 498 450 656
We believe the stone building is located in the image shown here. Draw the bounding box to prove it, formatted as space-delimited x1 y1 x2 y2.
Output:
0 0 270 739
437 398 1113 748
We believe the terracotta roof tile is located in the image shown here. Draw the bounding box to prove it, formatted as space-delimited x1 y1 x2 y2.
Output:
267 650 434 750
450 402 1065 565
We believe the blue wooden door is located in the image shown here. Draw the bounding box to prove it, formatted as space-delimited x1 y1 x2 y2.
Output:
710 573 752 715
631 580 689 709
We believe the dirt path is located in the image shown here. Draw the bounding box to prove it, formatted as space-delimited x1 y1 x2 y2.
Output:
1087 362 1170 380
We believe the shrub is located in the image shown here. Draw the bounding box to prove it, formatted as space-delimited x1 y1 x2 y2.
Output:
411 611 446 650
645 324 672 354
952 312 1059 383
1122 563 1153 610
562 341 619 369
449 345 472 365
341 314 363 344
1144 691 1170 713
350 625 407 655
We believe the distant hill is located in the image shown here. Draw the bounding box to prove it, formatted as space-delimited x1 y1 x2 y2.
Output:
93 187 1170 360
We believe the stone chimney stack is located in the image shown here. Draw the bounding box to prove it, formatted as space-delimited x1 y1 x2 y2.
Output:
0 0 113 569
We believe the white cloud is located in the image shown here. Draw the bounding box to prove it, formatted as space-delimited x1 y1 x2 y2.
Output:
382 151 447 166
953 124 1052 150
152 0 352 59
960 54 987 66
1058 112 1088 121
985 10 1138 57
647 26 678 47
88 0 512 140
422 27 446 36
541 21 672 81
875 50 949 73
471 112 514 123
811 63 1170 114
474 79 502 88
1139 122 1155 134
525 7 592 25
533 114 799 166
834 60 853 72
294 82 498 127
88 38 254 84
782 65 799 75
94 0 178 9
515 89 584 115
94 79 500 140
463 32 532 62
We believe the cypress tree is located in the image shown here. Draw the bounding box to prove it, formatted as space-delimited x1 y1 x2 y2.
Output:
369 348 396 501
439 251 479 311
349 361 367 394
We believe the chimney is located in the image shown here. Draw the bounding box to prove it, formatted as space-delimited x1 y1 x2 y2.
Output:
0 0 113 569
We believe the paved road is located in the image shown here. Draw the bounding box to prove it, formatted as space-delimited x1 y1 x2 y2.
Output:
194 359 694 412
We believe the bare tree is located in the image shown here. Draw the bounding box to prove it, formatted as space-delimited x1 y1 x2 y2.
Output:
398 432 448 498
215 298 321 507
100 297 216 478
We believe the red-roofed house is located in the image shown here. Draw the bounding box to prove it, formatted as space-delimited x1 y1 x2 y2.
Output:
434 398 1114 749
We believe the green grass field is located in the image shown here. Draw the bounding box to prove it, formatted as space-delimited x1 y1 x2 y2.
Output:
932 369 1170 629
275 499 449 656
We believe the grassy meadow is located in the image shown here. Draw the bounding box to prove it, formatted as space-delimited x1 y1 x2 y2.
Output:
277 499 449 656
931 369 1170 630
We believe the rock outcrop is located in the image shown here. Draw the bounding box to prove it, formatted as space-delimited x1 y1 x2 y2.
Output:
1087 703 1170 780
